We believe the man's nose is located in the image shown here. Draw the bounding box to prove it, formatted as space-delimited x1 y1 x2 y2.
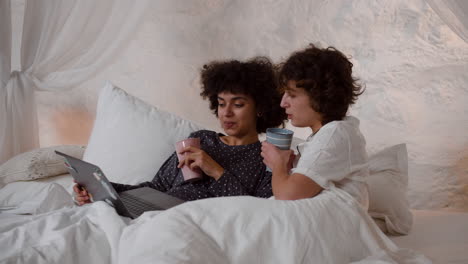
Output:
280 94 288 108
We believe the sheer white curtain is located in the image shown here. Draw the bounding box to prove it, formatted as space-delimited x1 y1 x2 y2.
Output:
0 0 148 164
0 0 11 89
426 0 468 43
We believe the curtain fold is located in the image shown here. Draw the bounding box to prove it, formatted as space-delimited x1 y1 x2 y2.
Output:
1 71 38 164
0 0 11 88
0 0 149 164
426 0 468 43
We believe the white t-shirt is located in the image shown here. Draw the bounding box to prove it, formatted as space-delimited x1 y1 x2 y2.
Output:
292 116 369 208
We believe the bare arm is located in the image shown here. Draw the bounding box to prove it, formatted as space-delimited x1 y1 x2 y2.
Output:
261 142 323 200
271 170 323 200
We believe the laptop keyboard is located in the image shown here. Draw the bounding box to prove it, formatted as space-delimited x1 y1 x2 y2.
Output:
119 192 161 217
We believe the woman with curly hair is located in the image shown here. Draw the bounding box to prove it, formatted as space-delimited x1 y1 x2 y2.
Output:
261 44 369 207
74 57 287 203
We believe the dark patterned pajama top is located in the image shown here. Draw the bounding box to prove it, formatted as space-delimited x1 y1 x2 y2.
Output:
112 130 272 201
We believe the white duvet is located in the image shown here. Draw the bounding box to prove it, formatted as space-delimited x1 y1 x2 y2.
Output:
0 182 430 264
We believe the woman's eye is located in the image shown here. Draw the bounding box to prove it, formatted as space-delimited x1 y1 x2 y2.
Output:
218 103 225 107
234 104 244 108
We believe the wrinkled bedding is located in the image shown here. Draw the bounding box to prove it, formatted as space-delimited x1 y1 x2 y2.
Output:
0 180 430 264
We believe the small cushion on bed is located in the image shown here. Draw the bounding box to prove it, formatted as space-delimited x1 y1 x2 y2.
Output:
83 81 204 185
367 143 413 235
0 145 85 188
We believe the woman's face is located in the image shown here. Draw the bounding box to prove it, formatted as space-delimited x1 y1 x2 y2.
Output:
280 80 323 132
217 92 258 138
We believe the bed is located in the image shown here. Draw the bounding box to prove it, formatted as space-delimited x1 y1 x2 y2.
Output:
0 82 466 263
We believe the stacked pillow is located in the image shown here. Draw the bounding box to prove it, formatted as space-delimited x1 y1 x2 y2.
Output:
82 81 204 185
367 144 413 235
0 145 85 188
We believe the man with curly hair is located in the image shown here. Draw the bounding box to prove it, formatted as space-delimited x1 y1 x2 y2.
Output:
261 44 369 208
74 57 287 203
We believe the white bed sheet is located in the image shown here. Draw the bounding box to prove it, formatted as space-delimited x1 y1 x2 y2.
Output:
390 209 468 264
35 173 74 189
0 177 432 264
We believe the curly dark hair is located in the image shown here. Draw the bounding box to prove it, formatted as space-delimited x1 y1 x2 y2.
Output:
278 44 364 125
200 57 286 133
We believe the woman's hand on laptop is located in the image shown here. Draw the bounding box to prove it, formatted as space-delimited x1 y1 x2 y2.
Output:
73 182 92 205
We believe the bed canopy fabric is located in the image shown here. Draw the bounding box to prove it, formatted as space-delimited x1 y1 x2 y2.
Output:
0 0 148 164
426 0 468 43
1 0 467 165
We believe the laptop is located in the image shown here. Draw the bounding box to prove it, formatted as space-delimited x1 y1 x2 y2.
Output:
55 151 185 219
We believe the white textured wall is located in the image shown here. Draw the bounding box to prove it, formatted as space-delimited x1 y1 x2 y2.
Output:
12 0 468 210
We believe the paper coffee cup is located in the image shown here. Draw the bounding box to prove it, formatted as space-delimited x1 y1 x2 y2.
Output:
175 138 203 182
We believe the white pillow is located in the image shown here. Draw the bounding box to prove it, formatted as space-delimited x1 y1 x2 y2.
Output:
0 145 85 188
367 144 413 235
83 82 204 185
